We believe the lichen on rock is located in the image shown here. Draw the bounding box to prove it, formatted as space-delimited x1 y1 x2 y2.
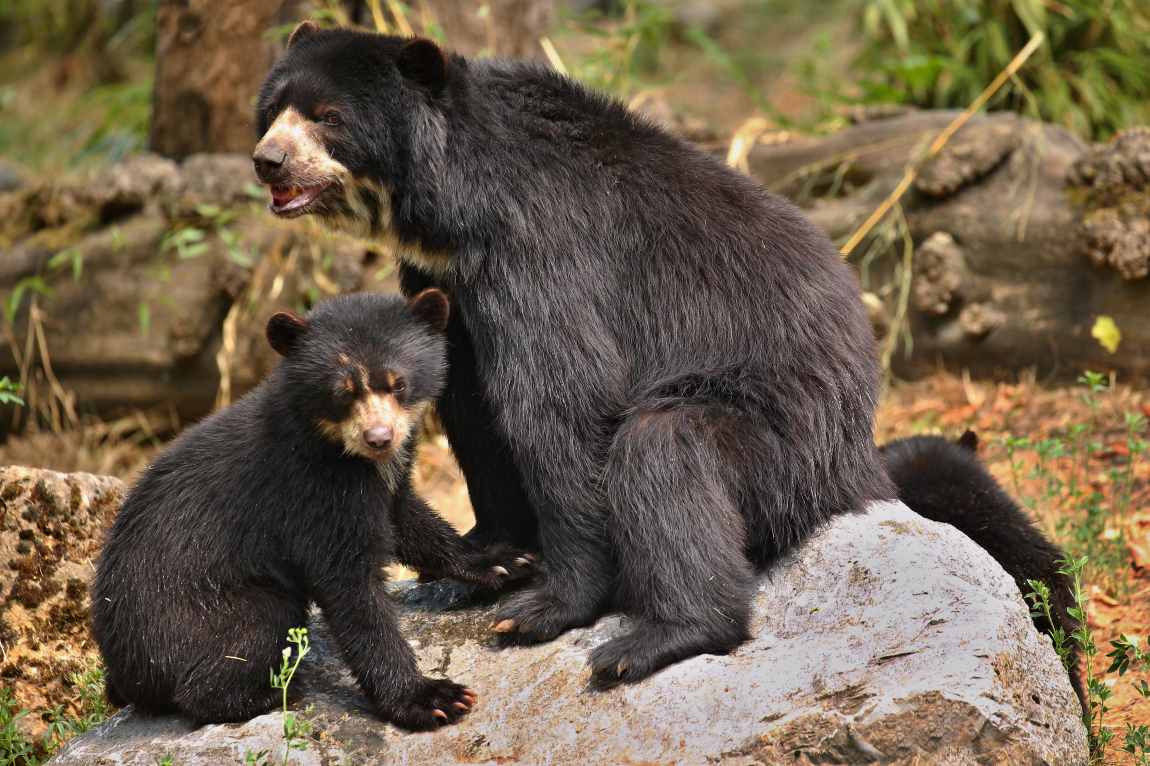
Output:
912 231 966 316
0 466 124 736
1071 128 1150 281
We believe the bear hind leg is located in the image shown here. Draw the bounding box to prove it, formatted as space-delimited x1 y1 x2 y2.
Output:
590 403 754 689
171 594 303 724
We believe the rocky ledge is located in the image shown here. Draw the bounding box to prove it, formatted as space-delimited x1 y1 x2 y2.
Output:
48 499 1086 765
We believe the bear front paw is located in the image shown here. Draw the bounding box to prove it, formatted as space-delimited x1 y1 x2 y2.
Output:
455 544 536 590
380 678 477 731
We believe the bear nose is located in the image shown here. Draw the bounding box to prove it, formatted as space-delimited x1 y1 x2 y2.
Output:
363 426 393 450
252 144 289 181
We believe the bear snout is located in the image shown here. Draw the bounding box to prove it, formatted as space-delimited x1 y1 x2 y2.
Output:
363 426 394 450
253 143 289 182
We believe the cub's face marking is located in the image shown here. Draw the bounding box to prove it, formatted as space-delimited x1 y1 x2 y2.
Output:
316 358 423 471
265 293 449 490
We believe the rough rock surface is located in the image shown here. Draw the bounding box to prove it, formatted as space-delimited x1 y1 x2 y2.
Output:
51 500 1087 766
0 466 125 731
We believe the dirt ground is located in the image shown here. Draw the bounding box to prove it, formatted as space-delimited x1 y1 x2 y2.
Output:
878 372 1150 761
2 371 1148 759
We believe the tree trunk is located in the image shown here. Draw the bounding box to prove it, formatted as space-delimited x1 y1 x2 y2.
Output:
150 0 290 159
420 0 554 58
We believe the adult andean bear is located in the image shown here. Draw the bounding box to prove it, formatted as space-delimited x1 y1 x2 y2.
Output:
253 23 894 688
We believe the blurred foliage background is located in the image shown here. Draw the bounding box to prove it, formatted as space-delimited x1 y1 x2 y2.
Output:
1 0 1148 178
855 0 1150 139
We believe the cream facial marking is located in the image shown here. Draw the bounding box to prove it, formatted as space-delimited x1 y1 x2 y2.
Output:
317 391 416 462
316 391 430 492
255 108 454 276
254 106 350 217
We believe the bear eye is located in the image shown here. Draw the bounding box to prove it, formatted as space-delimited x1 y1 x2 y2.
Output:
319 110 343 127
392 378 407 394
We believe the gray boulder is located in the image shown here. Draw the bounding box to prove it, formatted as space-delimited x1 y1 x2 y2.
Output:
50 500 1087 765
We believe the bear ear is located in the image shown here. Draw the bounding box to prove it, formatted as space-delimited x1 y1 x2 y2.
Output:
287 20 320 49
267 312 309 356
396 38 447 94
956 429 979 452
408 288 450 333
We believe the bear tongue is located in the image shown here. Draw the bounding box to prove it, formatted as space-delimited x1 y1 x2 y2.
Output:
271 185 302 207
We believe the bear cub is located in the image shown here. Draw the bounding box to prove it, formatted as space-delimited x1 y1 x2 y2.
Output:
880 430 1085 711
92 290 533 729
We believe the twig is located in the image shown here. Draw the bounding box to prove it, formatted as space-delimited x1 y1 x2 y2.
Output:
385 0 414 37
726 117 772 172
879 204 915 377
539 37 567 76
366 0 389 33
30 300 78 431
839 32 1046 258
214 300 241 411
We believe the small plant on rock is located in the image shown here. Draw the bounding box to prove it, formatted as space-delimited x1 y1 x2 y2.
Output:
245 627 314 766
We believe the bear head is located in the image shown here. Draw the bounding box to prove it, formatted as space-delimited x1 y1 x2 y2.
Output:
266 289 449 467
253 22 450 244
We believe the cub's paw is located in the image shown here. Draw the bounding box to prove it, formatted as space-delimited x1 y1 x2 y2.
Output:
381 678 478 731
455 545 536 591
491 583 599 645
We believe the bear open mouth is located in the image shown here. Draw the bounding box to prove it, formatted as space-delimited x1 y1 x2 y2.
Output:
269 183 330 217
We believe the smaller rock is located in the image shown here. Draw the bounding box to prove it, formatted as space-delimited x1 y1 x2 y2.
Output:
171 154 265 215
1072 129 1150 280
1085 209 1150 281
1069 127 1150 198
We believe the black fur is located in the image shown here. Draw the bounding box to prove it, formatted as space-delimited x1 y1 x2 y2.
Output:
881 431 1086 711
91 293 531 728
256 29 894 687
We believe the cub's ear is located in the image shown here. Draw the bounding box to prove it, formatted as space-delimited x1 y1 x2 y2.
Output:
267 312 309 356
287 20 320 48
408 288 450 333
956 429 979 452
397 38 447 94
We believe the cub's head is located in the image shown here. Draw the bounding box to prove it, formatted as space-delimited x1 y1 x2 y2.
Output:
266 289 450 464
253 22 451 237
